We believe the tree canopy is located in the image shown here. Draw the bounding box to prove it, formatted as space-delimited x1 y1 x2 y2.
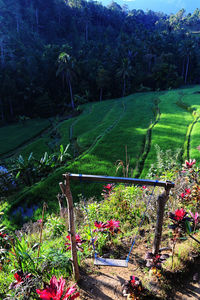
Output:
1 0 200 122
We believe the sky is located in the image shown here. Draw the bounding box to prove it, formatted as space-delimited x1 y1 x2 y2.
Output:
101 0 199 14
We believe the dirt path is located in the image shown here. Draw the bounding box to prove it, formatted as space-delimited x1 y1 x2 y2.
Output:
79 259 140 300
78 251 200 300
78 243 157 300
172 258 200 300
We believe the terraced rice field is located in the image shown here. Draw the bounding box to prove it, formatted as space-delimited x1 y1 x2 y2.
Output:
2 86 200 205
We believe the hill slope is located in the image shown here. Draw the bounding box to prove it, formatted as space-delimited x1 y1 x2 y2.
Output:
2 86 200 219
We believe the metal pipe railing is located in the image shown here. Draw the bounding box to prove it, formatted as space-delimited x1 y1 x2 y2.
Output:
64 173 175 189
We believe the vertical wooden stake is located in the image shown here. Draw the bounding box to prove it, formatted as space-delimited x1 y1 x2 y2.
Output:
59 174 80 282
152 186 171 255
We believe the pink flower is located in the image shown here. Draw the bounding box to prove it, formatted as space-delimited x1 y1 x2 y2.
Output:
36 276 79 300
189 211 199 225
142 186 147 189
37 219 42 224
174 208 186 221
183 159 196 169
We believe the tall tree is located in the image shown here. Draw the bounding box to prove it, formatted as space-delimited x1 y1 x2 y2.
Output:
56 52 76 110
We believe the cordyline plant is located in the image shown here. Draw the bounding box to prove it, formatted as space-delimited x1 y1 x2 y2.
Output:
182 159 199 183
6 271 42 300
36 275 79 300
145 251 169 279
122 275 143 299
169 208 200 267
65 234 85 252
102 183 114 199
93 219 120 234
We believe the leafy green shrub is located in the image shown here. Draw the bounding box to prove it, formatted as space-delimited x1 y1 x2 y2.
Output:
40 248 72 279
45 215 66 238
86 184 145 227
147 145 182 180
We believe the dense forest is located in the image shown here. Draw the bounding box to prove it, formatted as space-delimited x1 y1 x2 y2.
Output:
1 0 200 122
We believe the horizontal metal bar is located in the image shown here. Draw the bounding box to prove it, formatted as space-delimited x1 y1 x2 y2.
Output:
63 173 175 188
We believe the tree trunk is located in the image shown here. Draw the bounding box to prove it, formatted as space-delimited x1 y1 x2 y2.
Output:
0 41 5 66
85 22 88 42
59 175 80 282
99 87 102 102
152 187 171 255
181 58 185 78
16 16 20 33
184 55 189 84
8 98 14 117
122 76 126 97
67 76 75 110
0 98 5 122
35 8 39 32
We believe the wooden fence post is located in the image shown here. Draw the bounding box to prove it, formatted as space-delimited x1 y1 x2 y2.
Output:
59 174 80 282
152 185 171 255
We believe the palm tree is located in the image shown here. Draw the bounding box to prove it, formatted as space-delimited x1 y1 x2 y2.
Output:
116 57 132 97
179 38 196 84
56 52 76 110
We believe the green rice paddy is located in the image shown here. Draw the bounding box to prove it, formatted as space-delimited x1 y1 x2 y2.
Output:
2 85 200 207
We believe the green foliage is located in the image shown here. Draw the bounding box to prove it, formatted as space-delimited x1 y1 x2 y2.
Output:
9 234 38 274
147 145 182 179
40 248 72 279
45 216 66 238
0 119 50 155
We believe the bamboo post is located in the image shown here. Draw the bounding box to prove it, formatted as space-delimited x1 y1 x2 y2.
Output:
56 193 66 218
59 174 80 282
152 185 171 255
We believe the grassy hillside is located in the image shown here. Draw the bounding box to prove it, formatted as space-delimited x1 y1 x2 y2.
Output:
0 119 50 156
2 86 200 224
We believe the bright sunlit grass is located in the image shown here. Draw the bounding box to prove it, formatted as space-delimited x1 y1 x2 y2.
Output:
141 88 198 177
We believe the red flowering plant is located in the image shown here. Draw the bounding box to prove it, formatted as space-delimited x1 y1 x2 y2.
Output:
145 251 169 279
36 276 79 300
122 275 143 298
9 270 42 299
145 252 169 270
102 183 114 199
93 219 120 255
180 188 191 201
65 234 85 252
93 219 120 234
182 159 196 170
93 221 109 233
168 208 190 230
9 271 32 290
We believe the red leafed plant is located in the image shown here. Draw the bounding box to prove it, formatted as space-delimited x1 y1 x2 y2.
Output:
182 159 196 169
65 234 85 252
36 276 79 300
122 275 143 298
102 183 114 199
9 270 33 290
93 219 120 233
